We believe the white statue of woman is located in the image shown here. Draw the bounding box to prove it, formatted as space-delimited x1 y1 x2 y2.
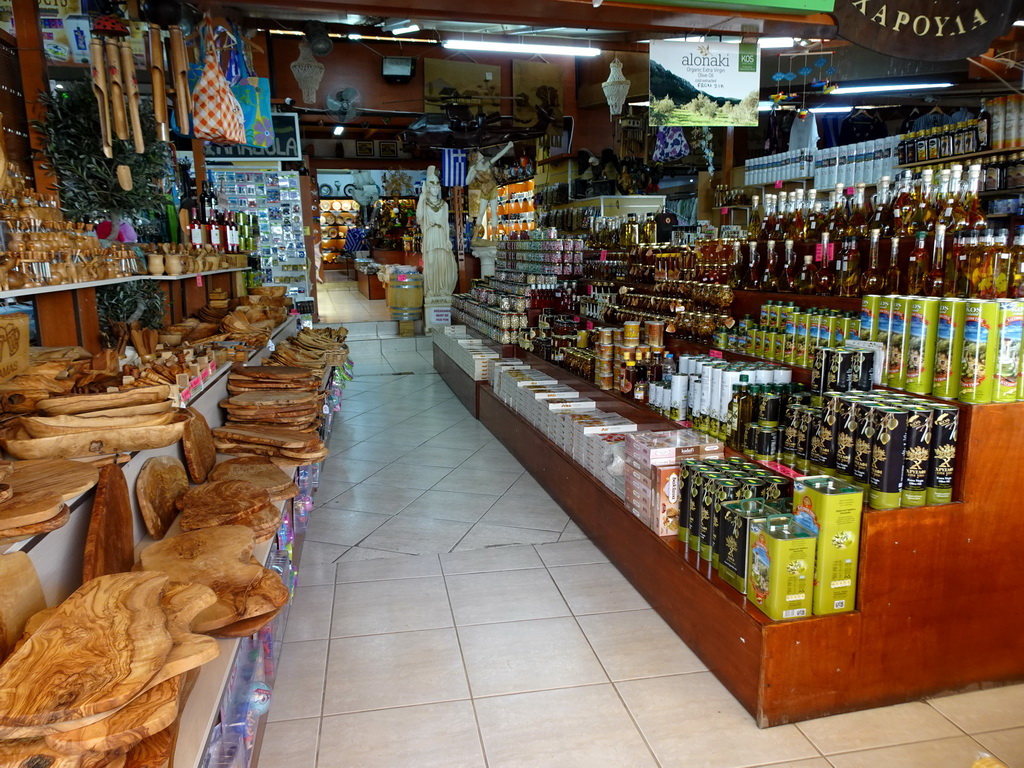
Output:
417 165 457 303
465 141 514 241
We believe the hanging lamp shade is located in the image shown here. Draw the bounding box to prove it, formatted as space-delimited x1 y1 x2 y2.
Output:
601 58 631 119
291 41 325 104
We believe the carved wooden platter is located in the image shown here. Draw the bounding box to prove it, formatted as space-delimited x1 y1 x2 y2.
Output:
8 458 100 501
135 457 188 540
209 457 296 499
0 572 173 726
0 488 65 529
36 386 171 416
82 465 135 582
181 408 216 484
176 480 269 531
0 551 46 663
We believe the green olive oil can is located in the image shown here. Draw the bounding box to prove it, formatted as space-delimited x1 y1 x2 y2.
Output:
748 514 817 621
886 297 911 390
716 497 784 594
995 299 1024 403
960 299 999 404
792 476 863 615
876 296 894 386
904 298 940 394
932 298 966 400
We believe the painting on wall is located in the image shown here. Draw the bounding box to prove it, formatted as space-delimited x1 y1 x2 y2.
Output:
378 140 398 158
512 60 563 138
423 59 502 114
355 141 374 157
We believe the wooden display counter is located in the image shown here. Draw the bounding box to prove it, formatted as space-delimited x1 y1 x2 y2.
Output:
356 270 387 300
436 341 1024 726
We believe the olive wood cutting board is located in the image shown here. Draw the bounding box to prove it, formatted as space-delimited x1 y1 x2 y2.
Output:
209 457 297 498
211 425 319 449
208 605 282 638
36 386 171 416
135 457 189 540
44 675 182 756
9 459 100 501
124 724 173 768
229 363 312 380
176 480 269 532
181 408 216 484
82 465 135 582
0 551 46 663
0 737 91 767
0 572 173 727
222 390 317 407
0 488 65 530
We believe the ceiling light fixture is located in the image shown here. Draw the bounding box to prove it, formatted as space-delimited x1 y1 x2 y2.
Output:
758 37 795 48
333 125 345 136
831 82 955 95
347 32 438 44
391 24 420 35
441 39 600 57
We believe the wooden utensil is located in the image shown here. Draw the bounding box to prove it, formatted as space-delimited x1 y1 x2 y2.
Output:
0 572 172 727
181 407 216 484
118 40 145 154
83 464 135 581
0 552 46 663
89 38 113 159
9 459 100 501
148 27 169 142
136 457 188 540
167 25 190 134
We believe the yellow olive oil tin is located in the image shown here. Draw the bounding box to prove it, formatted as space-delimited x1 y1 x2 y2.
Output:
748 514 817 621
861 295 882 341
886 296 911 390
904 297 940 394
791 476 864 615
932 298 966 400
796 312 811 367
716 497 784 594
995 299 1024 403
876 295 894 386
960 299 1000 404
783 312 799 364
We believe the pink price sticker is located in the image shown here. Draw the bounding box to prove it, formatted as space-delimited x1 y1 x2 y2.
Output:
845 187 855 196
721 207 728 215
586 321 594 330
709 349 723 359
814 244 823 261
599 250 607 261
587 284 594 295
774 180 783 189
195 273 203 287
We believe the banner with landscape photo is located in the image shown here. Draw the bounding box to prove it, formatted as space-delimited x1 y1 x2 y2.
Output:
649 40 759 127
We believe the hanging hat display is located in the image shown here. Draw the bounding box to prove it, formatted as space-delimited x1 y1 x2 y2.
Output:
601 58 631 119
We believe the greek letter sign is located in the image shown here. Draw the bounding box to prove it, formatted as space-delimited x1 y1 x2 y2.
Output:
834 0 1024 61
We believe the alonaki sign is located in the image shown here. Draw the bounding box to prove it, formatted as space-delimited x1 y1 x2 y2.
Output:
833 0 1024 61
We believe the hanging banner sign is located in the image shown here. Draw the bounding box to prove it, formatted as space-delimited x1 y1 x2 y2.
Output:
204 114 301 162
648 41 759 127
833 0 1024 62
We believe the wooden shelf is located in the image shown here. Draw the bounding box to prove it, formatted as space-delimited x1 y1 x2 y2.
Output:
897 146 1022 169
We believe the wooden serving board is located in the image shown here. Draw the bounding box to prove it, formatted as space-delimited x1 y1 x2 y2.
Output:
0 572 173 727
208 605 282 638
0 737 90 767
1 415 188 461
229 363 312 380
83 465 135 582
136 457 188 540
0 551 46 663
44 675 182 756
0 504 70 547
9 458 100 502
160 583 217 637
177 480 269 532
20 411 177 438
0 488 65 530
212 425 318 449
208 457 295 496
36 386 171 416
223 390 317 407
73 402 174 419
124 725 173 768
181 408 216 484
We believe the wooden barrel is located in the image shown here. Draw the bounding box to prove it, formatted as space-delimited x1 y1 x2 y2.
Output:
385 272 423 321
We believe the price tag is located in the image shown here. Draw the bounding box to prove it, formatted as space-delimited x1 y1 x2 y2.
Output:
721 207 729 216
322 403 330 415
599 250 607 261
828 242 836 259
267 339 275 352
585 320 594 330
845 187 855 196
587 284 594 295
710 349 724 359
196 273 203 287
814 244 823 261
774 180 783 189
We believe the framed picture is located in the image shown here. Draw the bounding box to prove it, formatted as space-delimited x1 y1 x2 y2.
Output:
355 141 374 157
379 141 398 158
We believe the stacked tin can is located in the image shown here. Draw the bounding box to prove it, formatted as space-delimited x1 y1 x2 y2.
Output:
736 300 860 366
862 294 1024 404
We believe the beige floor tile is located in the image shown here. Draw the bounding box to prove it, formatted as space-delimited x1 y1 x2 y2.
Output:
460 617 608 697
576 609 707 681
317 701 485 768
331 438 419 463
503 473 553 500
459 451 526 473
454 523 561 551
304 508 391 547
362 462 454 493
336 546 422 562
256 717 319 768
440 544 544 575
298 541 349 566
432 467 523 495
331 575 453 636
928 684 1024 733
318 458 389 485
323 628 470 714
548 562 649 615
826 736 989 768
357 514 474 555
400 489 499 523
617 673 819 768
797 701 962 754
974 727 1024 766
394 445 480 468
446 567 570 626
535 539 609 567
267 640 329 722
283 584 335 643
559 520 589 541
474 684 658 768
335 552 441 583
750 761 832 768
320 483 424 516
479 495 570 532
295 561 337 587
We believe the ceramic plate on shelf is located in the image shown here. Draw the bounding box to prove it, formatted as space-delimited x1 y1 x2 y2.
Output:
319 200 330 212
322 212 335 225
327 226 339 238
340 200 353 211
330 200 343 211
319 184 333 197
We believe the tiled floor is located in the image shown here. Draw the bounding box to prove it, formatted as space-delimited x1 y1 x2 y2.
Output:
261 341 1024 768
317 273 394 325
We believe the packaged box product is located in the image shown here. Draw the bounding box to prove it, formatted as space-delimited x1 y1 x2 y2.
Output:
0 313 29 383
792 476 864 615
748 514 817 621
547 398 596 411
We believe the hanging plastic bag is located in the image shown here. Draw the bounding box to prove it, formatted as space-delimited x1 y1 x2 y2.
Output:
225 24 275 148
190 21 245 144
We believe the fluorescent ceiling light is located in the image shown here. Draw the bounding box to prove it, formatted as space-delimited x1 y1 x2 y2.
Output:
831 82 955 95
333 126 345 136
629 100 650 107
348 32 437 43
1015 20 1024 26
757 102 854 113
441 39 599 57
758 37 795 48
391 24 420 35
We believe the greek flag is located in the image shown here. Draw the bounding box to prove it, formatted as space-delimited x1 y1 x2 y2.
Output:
441 149 467 187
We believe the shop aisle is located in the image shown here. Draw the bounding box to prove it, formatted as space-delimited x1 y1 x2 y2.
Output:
259 347 1024 768
317 271 393 325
